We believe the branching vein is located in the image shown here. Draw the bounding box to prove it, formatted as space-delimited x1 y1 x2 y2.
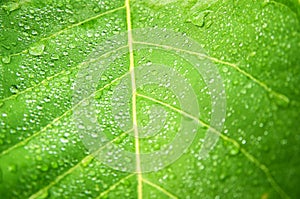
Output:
96 174 135 199
0 71 129 157
136 92 290 199
133 41 290 104
143 178 178 199
0 6 125 59
0 45 128 103
29 131 130 199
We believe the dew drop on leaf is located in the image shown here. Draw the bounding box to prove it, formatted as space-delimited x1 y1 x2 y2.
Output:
187 10 212 27
219 173 227 181
50 161 58 169
24 25 30 30
8 164 17 173
9 85 19 94
60 137 69 143
1 2 20 13
69 43 76 49
1 56 11 64
38 164 49 172
68 17 76 23
61 76 70 83
51 54 59 60
222 67 229 73
86 31 93 38
229 146 240 156
29 44 45 56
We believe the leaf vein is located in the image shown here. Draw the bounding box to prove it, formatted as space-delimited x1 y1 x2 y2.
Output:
0 45 128 103
28 131 130 199
0 6 126 59
96 174 135 199
125 0 143 199
142 178 178 199
0 71 129 157
136 92 290 199
133 41 290 104
268 0 299 22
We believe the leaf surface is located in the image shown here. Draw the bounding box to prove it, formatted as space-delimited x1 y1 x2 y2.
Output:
0 0 299 198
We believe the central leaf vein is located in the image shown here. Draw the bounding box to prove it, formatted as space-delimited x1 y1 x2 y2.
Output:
125 0 143 199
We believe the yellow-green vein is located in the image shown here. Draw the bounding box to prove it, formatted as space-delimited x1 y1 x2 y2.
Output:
0 71 129 157
96 174 135 199
0 45 128 103
29 130 130 199
136 92 290 199
125 0 143 199
269 0 299 22
133 41 289 104
143 178 178 199
0 6 126 59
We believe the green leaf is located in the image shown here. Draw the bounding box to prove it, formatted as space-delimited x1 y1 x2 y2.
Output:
0 0 299 198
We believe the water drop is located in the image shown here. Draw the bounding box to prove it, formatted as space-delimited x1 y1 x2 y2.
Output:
87 31 93 38
280 139 287 145
9 85 19 94
61 76 69 83
93 6 100 13
51 54 59 60
249 51 256 57
29 44 45 56
153 143 160 150
69 43 76 49
188 10 212 27
1 2 20 13
219 173 227 181
88 170 96 177
8 164 17 173
222 67 229 73
38 164 49 172
60 137 69 143
31 30 38 35
100 76 108 81
24 25 30 30
68 17 76 23
50 161 58 169
2 56 11 64
229 147 239 155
